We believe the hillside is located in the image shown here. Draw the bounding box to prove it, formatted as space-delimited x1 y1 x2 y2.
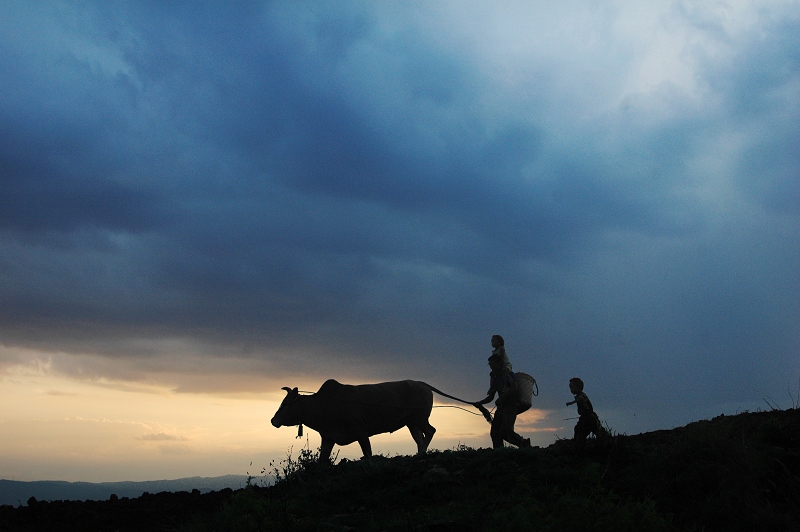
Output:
1 408 798 531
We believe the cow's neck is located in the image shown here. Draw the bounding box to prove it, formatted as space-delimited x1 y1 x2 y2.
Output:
297 394 322 432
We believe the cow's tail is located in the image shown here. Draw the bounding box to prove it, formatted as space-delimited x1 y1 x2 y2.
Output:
423 383 493 424
423 383 474 405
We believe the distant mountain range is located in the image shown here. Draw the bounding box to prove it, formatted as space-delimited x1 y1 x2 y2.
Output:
0 475 254 506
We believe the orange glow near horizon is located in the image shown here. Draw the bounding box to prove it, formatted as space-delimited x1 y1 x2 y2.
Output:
1 360 562 483
0 365 288 482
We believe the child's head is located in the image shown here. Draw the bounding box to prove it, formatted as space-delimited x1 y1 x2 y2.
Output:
569 377 584 394
491 334 504 348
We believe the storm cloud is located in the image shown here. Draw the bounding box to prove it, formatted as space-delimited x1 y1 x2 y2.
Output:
1 1 798 431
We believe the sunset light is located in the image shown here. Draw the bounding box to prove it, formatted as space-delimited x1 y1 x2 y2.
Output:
1 1 798 493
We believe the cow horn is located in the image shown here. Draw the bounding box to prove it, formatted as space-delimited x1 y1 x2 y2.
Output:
281 387 292 393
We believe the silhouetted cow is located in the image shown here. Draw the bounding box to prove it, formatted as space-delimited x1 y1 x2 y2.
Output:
271 379 436 461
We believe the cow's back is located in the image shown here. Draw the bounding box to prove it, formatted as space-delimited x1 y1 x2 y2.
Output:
355 380 432 410
313 379 433 440
354 380 433 436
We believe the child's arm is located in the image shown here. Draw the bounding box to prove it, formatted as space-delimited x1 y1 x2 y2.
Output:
567 393 585 407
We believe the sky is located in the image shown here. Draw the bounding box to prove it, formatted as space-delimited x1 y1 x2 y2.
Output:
1 1 799 483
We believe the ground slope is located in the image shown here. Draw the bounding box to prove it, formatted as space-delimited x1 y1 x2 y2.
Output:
1 408 798 531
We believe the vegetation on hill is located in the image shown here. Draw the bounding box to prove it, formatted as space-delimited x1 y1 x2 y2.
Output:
2 408 798 531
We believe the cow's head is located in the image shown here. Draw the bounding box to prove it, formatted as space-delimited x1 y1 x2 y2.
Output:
271 386 301 428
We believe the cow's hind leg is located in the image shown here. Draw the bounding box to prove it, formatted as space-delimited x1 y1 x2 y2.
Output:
408 425 426 455
422 420 436 450
408 421 436 455
357 437 372 459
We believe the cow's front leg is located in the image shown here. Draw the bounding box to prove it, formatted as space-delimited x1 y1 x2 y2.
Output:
319 437 335 463
357 437 372 459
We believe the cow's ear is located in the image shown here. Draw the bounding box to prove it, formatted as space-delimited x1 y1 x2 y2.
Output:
292 387 298 394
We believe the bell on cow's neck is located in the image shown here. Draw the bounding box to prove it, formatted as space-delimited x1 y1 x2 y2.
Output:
297 424 303 438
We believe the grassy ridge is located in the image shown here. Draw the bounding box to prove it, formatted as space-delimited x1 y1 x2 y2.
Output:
2 408 798 531
193 408 800 531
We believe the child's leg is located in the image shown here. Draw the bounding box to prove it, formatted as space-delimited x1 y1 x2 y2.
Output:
574 417 590 443
592 413 606 437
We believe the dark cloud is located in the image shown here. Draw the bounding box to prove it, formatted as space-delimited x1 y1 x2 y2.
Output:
1 2 798 429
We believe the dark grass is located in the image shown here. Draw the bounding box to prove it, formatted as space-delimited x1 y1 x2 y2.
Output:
2 408 799 531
